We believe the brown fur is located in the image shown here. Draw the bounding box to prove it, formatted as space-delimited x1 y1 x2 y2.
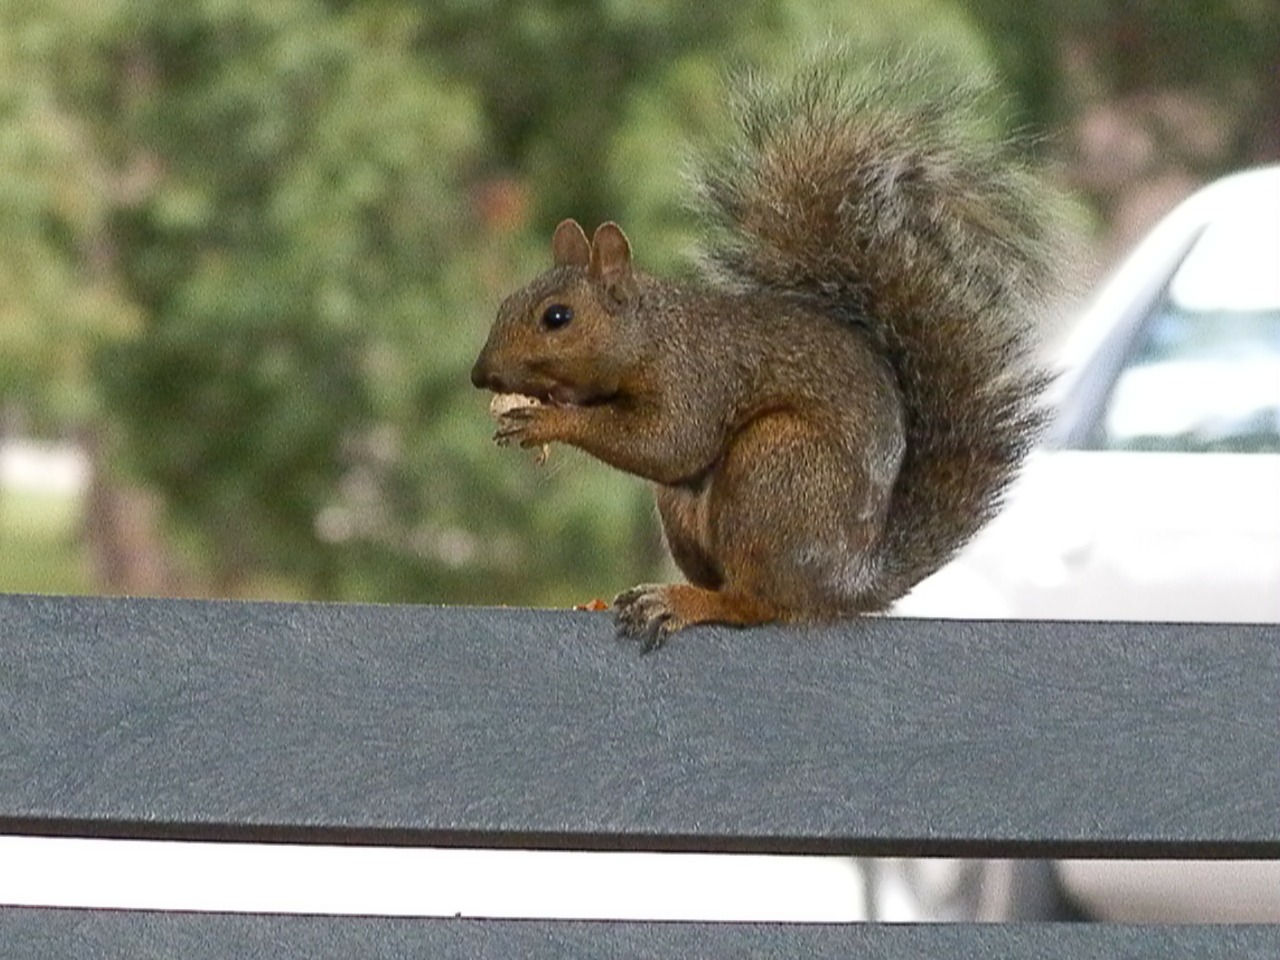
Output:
472 61 1057 649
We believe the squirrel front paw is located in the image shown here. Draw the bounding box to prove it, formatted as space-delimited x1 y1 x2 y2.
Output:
614 583 688 653
493 402 557 450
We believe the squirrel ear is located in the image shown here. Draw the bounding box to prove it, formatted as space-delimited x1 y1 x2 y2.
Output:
551 219 591 267
589 222 633 301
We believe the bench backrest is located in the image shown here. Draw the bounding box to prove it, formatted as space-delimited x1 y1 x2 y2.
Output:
2 594 1277 955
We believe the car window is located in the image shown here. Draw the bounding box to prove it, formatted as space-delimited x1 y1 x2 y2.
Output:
1093 197 1280 454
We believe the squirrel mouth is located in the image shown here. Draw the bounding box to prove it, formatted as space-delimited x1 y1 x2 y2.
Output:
525 383 615 408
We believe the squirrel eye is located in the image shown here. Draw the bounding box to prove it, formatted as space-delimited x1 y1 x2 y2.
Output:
541 304 574 330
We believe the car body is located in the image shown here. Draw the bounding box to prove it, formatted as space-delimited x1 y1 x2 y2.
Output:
899 163 1280 625
893 164 1280 921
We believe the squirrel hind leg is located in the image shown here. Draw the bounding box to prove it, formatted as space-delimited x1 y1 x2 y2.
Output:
613 583 782 652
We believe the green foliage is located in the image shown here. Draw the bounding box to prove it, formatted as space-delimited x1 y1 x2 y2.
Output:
1 0 696 604
0 0 1019 606
415 0 749 234
960 0 1280 169
0 0 135 427
86 1 484 593
20 0 1261 607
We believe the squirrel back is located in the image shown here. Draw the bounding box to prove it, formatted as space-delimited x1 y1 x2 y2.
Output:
691 57 1057 606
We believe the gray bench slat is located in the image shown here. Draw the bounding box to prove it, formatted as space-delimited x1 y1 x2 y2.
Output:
1 910 1278 958
2 594 1277 857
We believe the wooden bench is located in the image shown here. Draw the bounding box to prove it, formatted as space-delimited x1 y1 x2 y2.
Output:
2 593 1277 955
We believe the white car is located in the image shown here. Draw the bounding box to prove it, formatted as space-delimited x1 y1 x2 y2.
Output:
892 164 1280 921
900 164 1280 623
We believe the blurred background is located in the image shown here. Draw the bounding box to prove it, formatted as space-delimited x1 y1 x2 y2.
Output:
1 0 1277 608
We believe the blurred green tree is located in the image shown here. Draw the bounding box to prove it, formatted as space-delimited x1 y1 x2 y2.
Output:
964 0 1280 158
88 0 669 603
960 0 1280 250
1 0 681 604
0 0 135 430
88 0 489 597
1 0 1051 608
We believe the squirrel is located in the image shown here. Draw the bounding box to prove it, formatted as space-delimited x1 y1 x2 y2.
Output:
471 57 1058 649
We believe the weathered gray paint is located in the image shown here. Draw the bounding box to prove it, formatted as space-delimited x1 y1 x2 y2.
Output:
2 594 1276 857
1 910 1279 958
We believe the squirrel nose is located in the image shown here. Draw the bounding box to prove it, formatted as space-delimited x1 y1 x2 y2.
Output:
470 354 502 391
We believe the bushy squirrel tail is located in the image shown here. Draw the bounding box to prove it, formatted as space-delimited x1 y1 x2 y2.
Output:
692 53 1059 607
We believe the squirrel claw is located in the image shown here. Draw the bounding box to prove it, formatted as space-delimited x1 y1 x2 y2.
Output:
493 407 535 447
613 584 684 653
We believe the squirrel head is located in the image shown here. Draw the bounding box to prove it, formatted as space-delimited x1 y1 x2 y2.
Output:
471 219 642 404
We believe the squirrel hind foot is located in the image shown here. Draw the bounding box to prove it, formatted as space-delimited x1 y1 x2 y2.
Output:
613 583 782 652
614 584 683 653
